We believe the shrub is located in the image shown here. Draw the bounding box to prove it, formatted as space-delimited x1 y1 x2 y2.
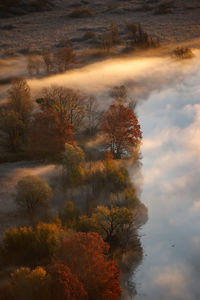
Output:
69 9 93 18
173 47 194 59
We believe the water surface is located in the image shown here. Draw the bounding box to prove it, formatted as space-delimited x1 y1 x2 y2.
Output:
135 54 200 300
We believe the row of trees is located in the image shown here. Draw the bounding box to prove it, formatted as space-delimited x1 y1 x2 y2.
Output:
26 22 160 77
0 79 142 160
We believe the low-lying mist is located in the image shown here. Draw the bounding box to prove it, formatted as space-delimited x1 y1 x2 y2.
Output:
28 49 200 106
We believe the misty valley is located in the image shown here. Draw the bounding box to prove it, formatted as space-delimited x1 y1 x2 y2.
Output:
0 50 200 299
0 0 200 299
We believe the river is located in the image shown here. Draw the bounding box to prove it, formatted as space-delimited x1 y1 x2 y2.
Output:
134 52 200 300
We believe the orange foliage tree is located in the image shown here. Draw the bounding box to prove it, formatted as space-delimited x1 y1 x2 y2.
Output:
56 232 121 300
101 104 142 158
29 109 73 158
48 264 87 300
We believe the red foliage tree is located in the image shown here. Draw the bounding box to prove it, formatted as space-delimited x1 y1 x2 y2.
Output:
56 232 121 300
29 109 73 158
48 264 87 300
101 104 142 158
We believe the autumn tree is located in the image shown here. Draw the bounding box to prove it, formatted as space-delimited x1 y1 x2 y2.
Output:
8 267 49 300
27 55 42 76
109 21 120 44
56 232 121 300
110 85 127 104
47 264 87 300
15 175 52 223
62 143 85 187
54 46 76 72
60 200 79 229
101 104 142 158
1 223 61 266
89 153 130 195
2 265 87 300
92 206 134 245
101 32 113 53
8 78 32 124
0 109 24 151
42 48 53 74
29 109 73 159
38 86 85 129
77 215 97 233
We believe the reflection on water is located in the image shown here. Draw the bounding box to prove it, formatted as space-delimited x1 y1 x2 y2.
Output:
134 58 200 300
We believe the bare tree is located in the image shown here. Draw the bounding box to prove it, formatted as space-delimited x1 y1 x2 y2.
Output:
84 96 102 136
42 48 53 74
100 32 113 53
8 78 32 124
39 86 85 129
54 46 76 72
27 55 42 76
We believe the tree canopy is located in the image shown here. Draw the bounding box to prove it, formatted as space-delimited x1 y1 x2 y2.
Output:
101 104 142 158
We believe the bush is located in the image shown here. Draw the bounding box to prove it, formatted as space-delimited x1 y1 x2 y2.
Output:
173 47 194 59
1 223 62 266
69 9 93 18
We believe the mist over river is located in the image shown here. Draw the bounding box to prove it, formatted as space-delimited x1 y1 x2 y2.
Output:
1 50 200 299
